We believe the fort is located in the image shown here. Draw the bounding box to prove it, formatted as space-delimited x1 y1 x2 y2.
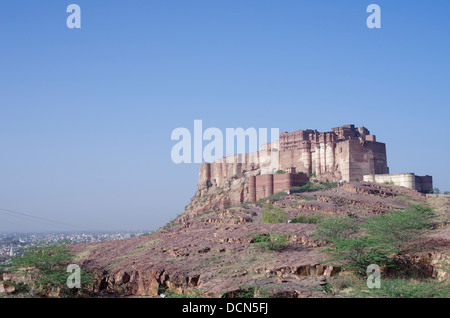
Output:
197 124 432 204
363 173 433 194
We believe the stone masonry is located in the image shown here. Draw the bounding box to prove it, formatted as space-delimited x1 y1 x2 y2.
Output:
199 124 390 191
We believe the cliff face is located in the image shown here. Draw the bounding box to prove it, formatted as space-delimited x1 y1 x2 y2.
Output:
184 124 389 220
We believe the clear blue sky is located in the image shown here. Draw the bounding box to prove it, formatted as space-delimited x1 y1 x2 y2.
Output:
0 1 449 233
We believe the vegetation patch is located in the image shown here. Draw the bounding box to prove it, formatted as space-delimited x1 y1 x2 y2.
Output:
7 241 96 297
290 181 338 193
291 213 326 224
249 232 290 251
348 277 450 298
315 206 435 276
260 204 287 223
229 284 279 298
257 192 289 205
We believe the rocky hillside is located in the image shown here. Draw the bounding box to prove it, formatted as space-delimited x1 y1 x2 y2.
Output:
70 181 449 298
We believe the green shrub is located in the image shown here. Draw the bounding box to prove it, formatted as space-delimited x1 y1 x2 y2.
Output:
291 214 325 224
366 206 434 250
256 192 288 205
266 192 288 201
321 182 338 188
261 204 287 223
232 286 257 298
322 236 395 276
232 285 277 298
275 170 285 174
250 232 289 251
316 205 435 277
290 182 337 193
314 216 359 243
9 241 95 296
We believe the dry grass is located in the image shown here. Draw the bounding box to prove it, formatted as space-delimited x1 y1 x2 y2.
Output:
72 245 96 263
426 194 450 223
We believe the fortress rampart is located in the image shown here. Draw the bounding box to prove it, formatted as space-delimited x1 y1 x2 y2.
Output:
248 173 309 201
199 124 390 189
363 173 433 194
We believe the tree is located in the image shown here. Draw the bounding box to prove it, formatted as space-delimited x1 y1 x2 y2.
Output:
9 241 94 297
322 236 395 276
250 232 289 251
315 205 434 276
365 206 433 250
261 204 286 223
314 216 359 243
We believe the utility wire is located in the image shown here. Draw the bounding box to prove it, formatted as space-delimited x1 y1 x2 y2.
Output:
0 207 96 232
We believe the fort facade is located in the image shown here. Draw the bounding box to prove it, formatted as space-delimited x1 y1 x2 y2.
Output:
363 173 433 193
199 124 389 190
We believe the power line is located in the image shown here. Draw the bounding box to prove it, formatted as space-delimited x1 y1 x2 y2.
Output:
0 207 95 232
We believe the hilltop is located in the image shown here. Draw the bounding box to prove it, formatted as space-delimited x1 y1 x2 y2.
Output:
68 181 449 298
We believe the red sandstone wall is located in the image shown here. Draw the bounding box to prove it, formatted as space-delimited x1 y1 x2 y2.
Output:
198 125 388 190
250 173 309 201
292 173 309 186
273 174 293 194
415 175 433 193
255 174 274 201
346 139 389 181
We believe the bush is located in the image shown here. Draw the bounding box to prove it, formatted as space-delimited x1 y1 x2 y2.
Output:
314 216 359 243
322 236 395 276
321 182 338 188
266 192 288 202
256 192 288 205
261 204 287 223
316 205 435 277
275 170 285 174
290 182 337 193
232 285 277 298
250 232 289 251
365 206 434 250
291 214 325 224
